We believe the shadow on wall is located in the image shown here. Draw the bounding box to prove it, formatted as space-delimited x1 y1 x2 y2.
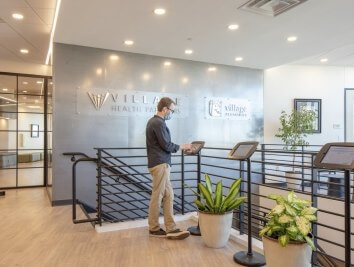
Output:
247 115 264 141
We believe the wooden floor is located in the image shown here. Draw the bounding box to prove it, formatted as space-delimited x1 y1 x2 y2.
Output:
0 188 247 267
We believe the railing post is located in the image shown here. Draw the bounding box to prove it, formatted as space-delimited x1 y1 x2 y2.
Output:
197 152 201 194
344 170 351 267
311 154 318 266
181 150 185 215
239 161 245 235
302 145 305 191
261 144 265 184
97 149 103 226
72 160 78 221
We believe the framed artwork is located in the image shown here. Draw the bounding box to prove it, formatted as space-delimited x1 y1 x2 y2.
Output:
294 99 322 133
31 124 39 138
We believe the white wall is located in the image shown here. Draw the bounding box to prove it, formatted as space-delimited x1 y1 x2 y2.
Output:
0 60 52 76
264 65 354 145
18 113 44 151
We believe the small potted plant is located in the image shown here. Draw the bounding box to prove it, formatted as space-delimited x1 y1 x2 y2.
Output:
259 191 317 267
275 109 316 189
188 174 246 248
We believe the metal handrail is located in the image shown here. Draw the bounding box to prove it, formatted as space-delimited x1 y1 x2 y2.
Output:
63 145 351 266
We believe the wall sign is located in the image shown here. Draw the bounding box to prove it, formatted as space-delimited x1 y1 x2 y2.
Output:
205 97 251 120
76 87 189 118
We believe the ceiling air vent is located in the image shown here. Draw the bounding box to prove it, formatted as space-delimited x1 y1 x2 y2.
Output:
238 0 308 17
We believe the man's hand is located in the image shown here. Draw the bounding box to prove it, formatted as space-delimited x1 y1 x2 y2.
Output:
180 144 193 152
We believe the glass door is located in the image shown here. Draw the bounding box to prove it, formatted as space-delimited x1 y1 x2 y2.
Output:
345 89 354 141
0 73 52 189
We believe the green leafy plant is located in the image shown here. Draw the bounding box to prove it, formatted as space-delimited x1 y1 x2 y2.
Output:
187 174 246 213
259 191 317 250
275 108 316 171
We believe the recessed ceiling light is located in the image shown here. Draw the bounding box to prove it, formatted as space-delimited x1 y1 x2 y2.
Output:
287 36 297 42
96 68 103 75
228 24 239 30
50 82 53 85
185 49 193 55
22 90 27 93
320 58 328 63
110 54 119 60
6 102 10 104
2 88 8 91
12 13 24 20
182 77 189 84
36 81 43 84
208 67 217 72
154 8 166 15
124 40 134 46
20 49 29 54
235 57 243 62
164 61 171 67
142 73 151 81
22 81 28 85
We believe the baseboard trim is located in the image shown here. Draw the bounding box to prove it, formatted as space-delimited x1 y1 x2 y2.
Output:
52 199 72 206
95 212 197 233
95 211 264 253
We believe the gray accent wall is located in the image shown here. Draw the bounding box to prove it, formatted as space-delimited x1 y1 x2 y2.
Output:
52 43 263 203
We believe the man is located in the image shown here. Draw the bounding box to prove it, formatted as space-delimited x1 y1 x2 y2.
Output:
146 97 192 240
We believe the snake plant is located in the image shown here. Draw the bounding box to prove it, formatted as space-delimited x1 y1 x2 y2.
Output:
187 174 246 213
259 191 317 250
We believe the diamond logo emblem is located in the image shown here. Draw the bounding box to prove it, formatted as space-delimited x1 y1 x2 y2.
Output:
87 92 110 110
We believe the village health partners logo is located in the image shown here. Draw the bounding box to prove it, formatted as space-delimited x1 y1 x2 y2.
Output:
87 92 109 110
208 99 222 117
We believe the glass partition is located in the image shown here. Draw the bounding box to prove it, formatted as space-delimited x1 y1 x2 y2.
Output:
0 73 52 191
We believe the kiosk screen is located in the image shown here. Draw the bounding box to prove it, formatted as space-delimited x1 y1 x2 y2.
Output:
232 145 254 158
321 146 354 166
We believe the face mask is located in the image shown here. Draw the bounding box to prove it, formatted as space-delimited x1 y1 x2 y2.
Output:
164 111 172 121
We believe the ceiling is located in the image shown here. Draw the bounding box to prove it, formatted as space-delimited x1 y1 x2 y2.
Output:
1 0 354 69
54 0 354 69
293 42 354 67
0 0 56 65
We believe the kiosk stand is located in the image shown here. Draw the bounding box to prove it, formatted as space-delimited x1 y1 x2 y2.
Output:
184 141 205 236
230 142 266 267
314 142 354 267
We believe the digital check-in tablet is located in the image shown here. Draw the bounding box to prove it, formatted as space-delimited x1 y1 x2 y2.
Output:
184 141 205 155
228 141 259 160
314 142 354 170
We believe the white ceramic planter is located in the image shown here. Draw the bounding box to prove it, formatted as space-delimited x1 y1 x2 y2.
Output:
285 171 302 190
198 210 233 248
263 235 311 267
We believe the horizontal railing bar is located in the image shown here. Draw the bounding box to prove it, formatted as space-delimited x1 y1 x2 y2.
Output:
314 250 346 264
101 193 147 218
100 170 197 178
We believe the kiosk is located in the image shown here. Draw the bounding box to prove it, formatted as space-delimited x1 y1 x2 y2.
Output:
185 141 205 236
184 141 205 155
314 142 354 267
230 141 266 267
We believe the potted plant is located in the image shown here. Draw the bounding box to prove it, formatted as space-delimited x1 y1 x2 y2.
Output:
188 174 246 248
259 191 317 267
275 109 316 189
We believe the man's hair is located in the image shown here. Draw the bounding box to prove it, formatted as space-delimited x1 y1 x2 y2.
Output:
157 97 176 112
